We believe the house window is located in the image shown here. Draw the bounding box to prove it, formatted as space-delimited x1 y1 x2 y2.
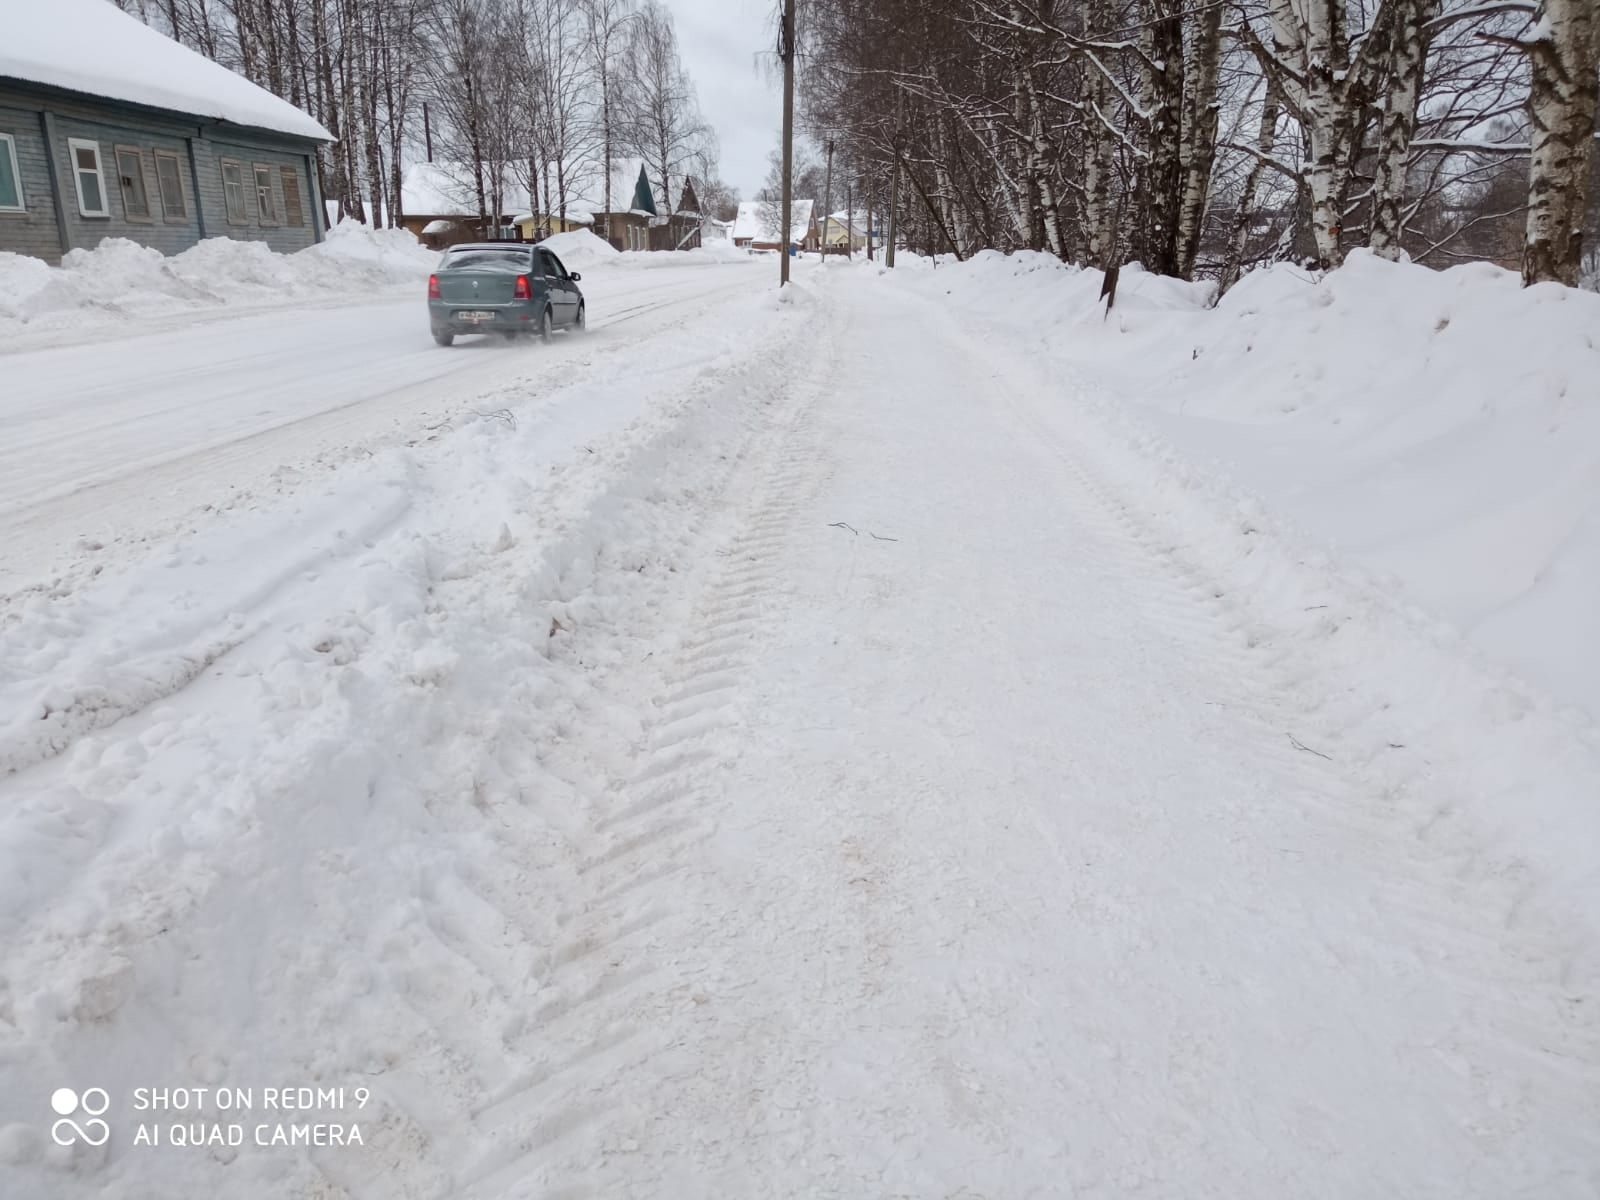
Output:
67 138 108 217
0 133 22 212
220 158 246 223
253 164 278 224
279 167 304 227
153 150 186 220
114 146 151 221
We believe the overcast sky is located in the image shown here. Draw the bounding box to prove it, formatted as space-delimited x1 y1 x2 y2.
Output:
666 0 780 199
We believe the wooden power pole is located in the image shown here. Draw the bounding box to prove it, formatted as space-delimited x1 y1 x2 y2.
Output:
845 182 853 260
821 138 834 264
779 0 796 287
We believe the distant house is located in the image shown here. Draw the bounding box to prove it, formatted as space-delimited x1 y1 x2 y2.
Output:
822 211 869 254
398 161 530 247
0 0 331 264
588 161 704 251
732 198 818 252
512 209 593 242
592 161 659 251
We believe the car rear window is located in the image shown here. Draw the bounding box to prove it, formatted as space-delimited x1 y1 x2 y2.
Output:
443 248 532 269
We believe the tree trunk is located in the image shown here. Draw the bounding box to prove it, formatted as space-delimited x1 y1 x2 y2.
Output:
1175 0 1222 278
1221 88 1279 291
1522 0 1599 286
1370 0 1439 259
1136 0 1185 275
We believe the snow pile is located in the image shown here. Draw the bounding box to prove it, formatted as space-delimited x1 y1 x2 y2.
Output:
0 221 436 335
536 228 757 272
540 228 621 270
918 248 1600 718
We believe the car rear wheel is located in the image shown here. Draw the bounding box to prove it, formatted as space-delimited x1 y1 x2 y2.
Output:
573 303 586 332
433 331 454 347
539 307 554 343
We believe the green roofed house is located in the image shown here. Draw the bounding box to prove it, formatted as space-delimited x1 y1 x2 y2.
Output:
0 0 332 264
593 160 658 251
590 160 702 252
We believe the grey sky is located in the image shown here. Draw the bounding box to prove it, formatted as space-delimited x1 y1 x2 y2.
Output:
666 0 778 199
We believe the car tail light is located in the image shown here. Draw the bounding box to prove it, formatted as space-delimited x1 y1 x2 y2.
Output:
514 274 532 300
427 274 440 299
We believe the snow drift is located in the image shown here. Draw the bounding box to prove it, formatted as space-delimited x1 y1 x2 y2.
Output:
0 220 438 337
920 249 1600 720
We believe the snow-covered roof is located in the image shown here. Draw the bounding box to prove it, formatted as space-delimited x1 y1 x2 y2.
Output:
732 199 815 242
421 219 454 235
401 162 532 218
0 0 332 142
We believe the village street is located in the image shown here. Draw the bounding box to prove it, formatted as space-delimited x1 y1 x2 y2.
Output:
2 257 1596 1199
0 260 766 594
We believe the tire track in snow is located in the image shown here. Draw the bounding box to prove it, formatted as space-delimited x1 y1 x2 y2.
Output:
449 297 836 1199
924 291 1600 1167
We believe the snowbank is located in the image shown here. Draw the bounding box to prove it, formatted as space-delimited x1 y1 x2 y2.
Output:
0 220 437 337
538 229 756 271
917 249 1600 718
540 228 621 270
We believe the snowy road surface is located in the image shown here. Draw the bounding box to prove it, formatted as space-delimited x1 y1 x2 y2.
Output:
0 264 759 592
1 259 1597 1198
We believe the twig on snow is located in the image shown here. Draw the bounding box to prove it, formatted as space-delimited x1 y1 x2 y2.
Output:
829 521 859 535
470 407 517 430
1287 733 1333 761
869 532 899 542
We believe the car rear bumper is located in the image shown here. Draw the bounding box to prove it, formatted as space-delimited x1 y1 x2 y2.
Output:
428 300 540 332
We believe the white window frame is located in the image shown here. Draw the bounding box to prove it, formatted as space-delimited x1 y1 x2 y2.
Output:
0 133 23 213
221 158 247 224
153 149 187 221
253 163 278 225
113 144 153 222
67 137 109 217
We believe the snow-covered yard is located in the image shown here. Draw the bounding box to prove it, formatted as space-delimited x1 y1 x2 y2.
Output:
0 244 1596 1198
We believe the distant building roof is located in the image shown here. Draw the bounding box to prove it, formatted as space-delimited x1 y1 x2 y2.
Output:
732 198 815 243
401 162 531 218
0 0 332 141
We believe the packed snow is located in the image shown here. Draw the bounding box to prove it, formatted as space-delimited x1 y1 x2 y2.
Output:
1 247 1596 1198
919 249 1600 721
0 0 332 141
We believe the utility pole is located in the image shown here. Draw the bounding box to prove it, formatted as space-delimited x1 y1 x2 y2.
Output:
844 182 853 260
885 93 901 269
821 137 834 264
885 158 899 269
866 180 874 261
422 101 433 163
778 0 796 287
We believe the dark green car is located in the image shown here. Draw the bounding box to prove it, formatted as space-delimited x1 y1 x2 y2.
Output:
427 243 586 346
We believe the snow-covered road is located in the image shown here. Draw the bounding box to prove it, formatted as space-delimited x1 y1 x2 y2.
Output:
2 259 1597 1198
0 264 762 593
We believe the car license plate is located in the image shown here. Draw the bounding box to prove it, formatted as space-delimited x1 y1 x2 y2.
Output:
456 310 494 321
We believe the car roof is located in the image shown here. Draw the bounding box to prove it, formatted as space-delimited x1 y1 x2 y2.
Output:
445 243 534 252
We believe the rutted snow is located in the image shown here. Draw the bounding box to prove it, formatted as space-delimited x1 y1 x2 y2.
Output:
1 252 1596 1198
924 248 1600 719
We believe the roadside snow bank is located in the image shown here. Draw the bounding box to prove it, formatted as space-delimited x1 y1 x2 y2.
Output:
541 228 758 271
924 249 1600 718
540 228 621 270
0 220 436 336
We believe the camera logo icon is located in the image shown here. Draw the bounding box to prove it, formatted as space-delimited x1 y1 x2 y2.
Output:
51 1087 111 1147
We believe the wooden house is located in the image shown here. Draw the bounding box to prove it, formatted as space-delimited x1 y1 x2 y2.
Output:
0 0 330 264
